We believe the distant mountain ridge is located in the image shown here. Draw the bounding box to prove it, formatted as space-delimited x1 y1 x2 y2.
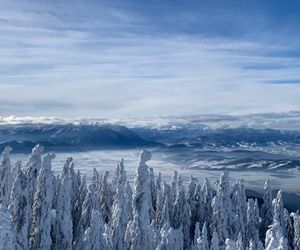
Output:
0 124 158 153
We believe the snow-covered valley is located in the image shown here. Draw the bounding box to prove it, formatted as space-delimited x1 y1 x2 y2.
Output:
11 148 300 212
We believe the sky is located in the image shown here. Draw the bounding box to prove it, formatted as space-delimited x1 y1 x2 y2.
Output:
1 0 300 119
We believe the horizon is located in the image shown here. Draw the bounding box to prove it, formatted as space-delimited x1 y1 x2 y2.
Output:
1 111 300 130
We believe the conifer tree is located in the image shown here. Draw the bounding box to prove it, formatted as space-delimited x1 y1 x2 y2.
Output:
29 153 55 250
9 168 30 250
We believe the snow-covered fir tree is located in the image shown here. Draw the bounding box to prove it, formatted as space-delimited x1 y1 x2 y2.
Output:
265 206 288 250
173 175 191 249
83 209 108 250
291 211 300 250
210 231 220 250
125 150 156 250
54 158 73 250
0 146 13 206
29 153 55 250
8 168 30 250
0 204 16 250
260 179 273 240
197 222 209 250
111 160 131 250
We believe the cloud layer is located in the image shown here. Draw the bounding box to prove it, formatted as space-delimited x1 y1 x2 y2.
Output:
1 0 300 118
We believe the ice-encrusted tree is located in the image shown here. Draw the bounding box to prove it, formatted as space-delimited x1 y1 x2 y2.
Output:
260 179 273 240
202 178 213 238
125 150 156 250
83 209 108 250
73 172 87 241
192 222 200 249
157 224 184 250
0 204 16 249
190 182 204 238
211 193 228 246
210 231 220 250
0 146 13 206
54 158 73 250
173 175 191 249
217 171 233 238
25 144 44 209
273 190 285 236
150 167 157 212
225 239 236 250
197 222 209 250
170 170 179 224
8 168 30 250
231 180 247 241
283 209 294 250
235 232 245 250
29 153 55 250
265 208 288 250
99 171 113 223
246 198 261 248
156 172 162 192
291 211 300 250
111 159 132 250
74 182 99 250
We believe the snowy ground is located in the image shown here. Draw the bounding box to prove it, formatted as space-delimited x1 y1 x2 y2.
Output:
11 149 300 207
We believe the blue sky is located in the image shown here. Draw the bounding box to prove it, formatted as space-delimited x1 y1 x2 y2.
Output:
1 0 300 118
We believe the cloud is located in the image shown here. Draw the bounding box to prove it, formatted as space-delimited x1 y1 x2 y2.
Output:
1 111 300 130
0 0 300 117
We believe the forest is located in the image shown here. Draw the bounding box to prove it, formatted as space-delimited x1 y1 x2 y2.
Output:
0 145 299 250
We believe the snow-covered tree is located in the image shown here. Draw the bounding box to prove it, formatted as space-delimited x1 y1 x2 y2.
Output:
211 194 228 246
29 153 55 250
125 150 156 250
231 180 247 241
197 222 209 250
192 222 200 249
265 209 288 250
260 179 273 240
25 144 44 208
111 159 131 250
150 167 157 212
156 172 162 192
99 171 113 223
273 190 285 236
156 224 184 250
283 209 294 250
0 204 16 250
173 175 191 249
73 173 87 245
190 182 204 239
83 209 108 250
0 146 13 206
246 198 261 249
54 158 73 250
225 239 236 250
210 231 220 250
291 211 300 250
202 178 213 238
216 172 233 239
235 232 245 250
8 168 30 250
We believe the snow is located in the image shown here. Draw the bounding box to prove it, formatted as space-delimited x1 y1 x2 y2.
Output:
0 146 299 249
